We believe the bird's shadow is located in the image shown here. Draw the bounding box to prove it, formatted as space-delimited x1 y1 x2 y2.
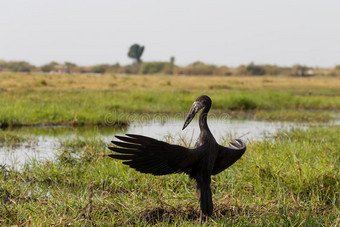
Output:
139 203 246 224
140 206 200 224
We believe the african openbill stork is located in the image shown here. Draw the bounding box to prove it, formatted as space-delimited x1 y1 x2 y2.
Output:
108 95 246 220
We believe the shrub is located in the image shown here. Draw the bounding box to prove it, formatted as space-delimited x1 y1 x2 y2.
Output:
229 96 258 110
6 61 34 72
90 64 110 74
139 62 169 74
246 63 266 75
176 61 217 75
123 64 140 74
41 62 59 72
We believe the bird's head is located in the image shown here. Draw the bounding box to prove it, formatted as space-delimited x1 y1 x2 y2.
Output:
182 95 212 130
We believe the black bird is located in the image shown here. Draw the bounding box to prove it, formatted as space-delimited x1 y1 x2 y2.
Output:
108 95 246 219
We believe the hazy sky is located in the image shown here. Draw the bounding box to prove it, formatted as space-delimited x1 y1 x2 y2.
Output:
1 0 339 67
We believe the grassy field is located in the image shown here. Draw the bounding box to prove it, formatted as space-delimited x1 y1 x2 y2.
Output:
0 126 339 226
1 73 340 127
1 73 339 225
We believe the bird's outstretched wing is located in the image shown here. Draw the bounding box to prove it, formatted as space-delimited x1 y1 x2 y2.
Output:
108 134 207 175
212 139 246 175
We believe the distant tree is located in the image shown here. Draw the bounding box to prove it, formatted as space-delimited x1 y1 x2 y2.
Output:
41 62 59 72
0 60 6 72
178 61 217 75
334 65 340 71
91 64 110 74
139 62 169 74
246 62 266 75
124 64 140 74
113 62 120 68
291 64 313 77
64 62 78 73
128 44 144 64
107 63 121 73
170 56 175 66
7 61 34 72
332 65 340 77
168 56 175 74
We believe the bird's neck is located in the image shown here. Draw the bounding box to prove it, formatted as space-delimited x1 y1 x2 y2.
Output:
199 106 211 132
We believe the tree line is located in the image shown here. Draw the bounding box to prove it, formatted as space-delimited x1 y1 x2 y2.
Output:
1 43 340 76
2 59 340 77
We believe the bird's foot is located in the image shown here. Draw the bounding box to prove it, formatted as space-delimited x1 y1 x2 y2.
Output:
200 210 208 224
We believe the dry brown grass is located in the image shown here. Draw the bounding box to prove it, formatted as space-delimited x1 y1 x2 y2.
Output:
1 73 340 92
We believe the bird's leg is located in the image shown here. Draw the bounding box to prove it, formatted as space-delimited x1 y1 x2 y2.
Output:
199 211 208 224
197 187 203 224
196 187 208 224
200 210 203 224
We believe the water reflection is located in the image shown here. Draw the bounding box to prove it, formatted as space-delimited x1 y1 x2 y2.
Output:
127 118 304 142
0 118 318 168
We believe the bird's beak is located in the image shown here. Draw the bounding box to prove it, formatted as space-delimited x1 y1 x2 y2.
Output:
182 101 203 130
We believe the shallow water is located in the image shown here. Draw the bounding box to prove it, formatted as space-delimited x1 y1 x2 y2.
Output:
0 118 336 168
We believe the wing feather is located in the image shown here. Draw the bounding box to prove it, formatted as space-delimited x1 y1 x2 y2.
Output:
108 134 206 175
212 139 246 175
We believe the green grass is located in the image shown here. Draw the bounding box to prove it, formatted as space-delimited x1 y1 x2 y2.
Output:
1 73 339 225
1 126 339 225
253 110 335 122
1 89 340 128
0 131 33 148
1 74 340 127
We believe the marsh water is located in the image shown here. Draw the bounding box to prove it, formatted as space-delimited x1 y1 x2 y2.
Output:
0 118 337 168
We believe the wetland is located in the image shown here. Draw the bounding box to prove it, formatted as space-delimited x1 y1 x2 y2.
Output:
0 73 339 226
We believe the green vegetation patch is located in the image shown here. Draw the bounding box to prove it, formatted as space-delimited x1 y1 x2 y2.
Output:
0 131 33 148
1 73 340 127
1 88 340 127
0 126 339 225
253 110 335 122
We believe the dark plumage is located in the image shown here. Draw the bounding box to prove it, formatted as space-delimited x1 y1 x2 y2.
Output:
108 95 246 219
